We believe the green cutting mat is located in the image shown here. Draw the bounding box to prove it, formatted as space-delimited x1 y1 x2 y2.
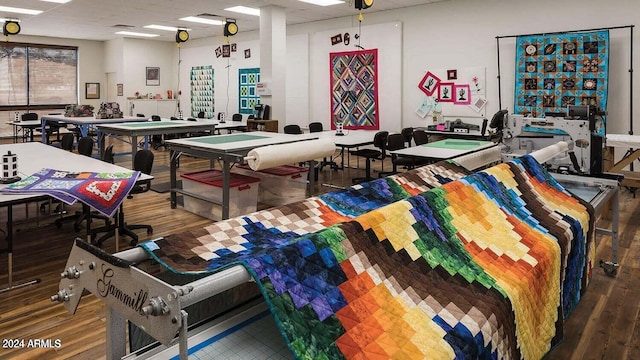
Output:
189 134 269 145
422 139 492 150
117 121 189 128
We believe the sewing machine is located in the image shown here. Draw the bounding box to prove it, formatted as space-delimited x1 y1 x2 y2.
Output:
500 112 602 174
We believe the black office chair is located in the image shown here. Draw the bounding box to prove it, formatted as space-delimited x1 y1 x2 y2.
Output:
103 144 115 164
60 133 75 151
150 115 165 149
19 113 41 142
308 122 323 133
92 150 154 247
401 127 414 147
379 133 429 177
351 131 388 184
284 124 303 134
413 130 429 145
77 137 94 157
197 111 206 119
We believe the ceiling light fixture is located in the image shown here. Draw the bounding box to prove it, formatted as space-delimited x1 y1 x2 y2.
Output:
115 31 159 38
225 6 260 16
144 25 192 32
298 0 344 6
0 6 43 15
179 16 223 26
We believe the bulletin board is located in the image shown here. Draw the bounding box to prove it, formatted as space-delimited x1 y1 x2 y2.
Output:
415 67 487 119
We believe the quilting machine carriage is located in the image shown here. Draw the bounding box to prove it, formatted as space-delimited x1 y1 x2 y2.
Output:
51 141 620 360
496 105 604 175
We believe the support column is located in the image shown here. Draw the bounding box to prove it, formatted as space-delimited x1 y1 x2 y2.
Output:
259 6 286 132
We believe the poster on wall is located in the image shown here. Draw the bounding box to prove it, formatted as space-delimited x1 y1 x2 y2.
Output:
416 67 487 118
239 68 261 115
330 49 379 130
190 65 214 118
513 30 609 135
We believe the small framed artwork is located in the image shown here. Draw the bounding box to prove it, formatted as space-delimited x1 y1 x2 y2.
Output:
117 83 123 96
215 46 222 58
85 82 100 99
418 71 441 96
244 49 251 59
222 44 231 58
438 82 455 102
331 34 343 46
453 84 471 105
231 43 237 52
146 67 160 86
447 69 457 80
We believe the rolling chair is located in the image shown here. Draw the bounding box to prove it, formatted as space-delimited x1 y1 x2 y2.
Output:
18 113 41 142
60 133 75 151
401 127 414 147
308 122 323 133
284 124 303 134
102 144 115 164
413 130 429 146
351 131 388 184
150 115 166 150
379 133 429 177
91 149 154 247
197 111 206 119
77 136 94 156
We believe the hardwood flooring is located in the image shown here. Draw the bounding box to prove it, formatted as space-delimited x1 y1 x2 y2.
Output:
0 138 638 359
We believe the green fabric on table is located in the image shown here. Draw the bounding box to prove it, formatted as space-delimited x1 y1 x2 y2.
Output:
189 134 269 144
422 139 492 150
117 121 189 128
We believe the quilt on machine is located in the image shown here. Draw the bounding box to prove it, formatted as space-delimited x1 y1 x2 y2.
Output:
0 168 140 217
141 160 470 273
141 156 594 359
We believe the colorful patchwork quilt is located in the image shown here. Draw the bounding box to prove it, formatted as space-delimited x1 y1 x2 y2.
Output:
330 49 379 130
0 168 140 217
141 157 594 359
514 30 609 121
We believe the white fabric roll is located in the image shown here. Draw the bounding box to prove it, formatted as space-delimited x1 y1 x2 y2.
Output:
530 141 570 164
246 138 336 171
454 146 503 171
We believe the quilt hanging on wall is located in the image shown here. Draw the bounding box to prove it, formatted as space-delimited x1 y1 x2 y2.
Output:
514 30 609 121
239 68 261 115
190 65 214 118
330 49 379 130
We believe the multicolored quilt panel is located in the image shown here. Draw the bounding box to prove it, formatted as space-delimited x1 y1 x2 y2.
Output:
1 168 140 217
514 30 609 118
140 157 593 359
330 49 379 130
239 67 261 115
190 65 214 118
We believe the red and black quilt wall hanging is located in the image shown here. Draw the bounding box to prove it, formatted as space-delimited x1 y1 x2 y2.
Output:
514 30 609 120
330 49 380 130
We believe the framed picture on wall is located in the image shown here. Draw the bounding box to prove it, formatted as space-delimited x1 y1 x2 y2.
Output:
453 84 471 105
418 71 440 96
117 83 123 96
438 82 455 102
85 82 100 99
146 67 160 86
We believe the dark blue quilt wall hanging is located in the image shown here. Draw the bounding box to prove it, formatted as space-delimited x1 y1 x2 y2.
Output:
514 30 609 130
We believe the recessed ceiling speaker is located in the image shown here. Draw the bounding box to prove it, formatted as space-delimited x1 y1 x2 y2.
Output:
224 19 238 37
175 29 189 43
3 21 20 36
355 0 373 10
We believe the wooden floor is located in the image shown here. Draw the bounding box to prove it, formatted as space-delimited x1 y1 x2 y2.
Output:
0 138 638 359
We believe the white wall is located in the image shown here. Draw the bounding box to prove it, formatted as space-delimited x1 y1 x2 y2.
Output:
3 0 638 139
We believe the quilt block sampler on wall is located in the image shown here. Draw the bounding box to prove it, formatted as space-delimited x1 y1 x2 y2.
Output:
239 68 261 115
330 49 379 130
514 30 609 119
190 65 214 118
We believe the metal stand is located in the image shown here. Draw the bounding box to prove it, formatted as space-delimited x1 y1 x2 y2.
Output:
0 204 41 293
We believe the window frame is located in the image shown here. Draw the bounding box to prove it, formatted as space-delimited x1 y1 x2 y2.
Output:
0 42 78 111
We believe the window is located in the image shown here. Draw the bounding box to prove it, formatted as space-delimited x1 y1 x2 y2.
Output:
0 43 78 109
